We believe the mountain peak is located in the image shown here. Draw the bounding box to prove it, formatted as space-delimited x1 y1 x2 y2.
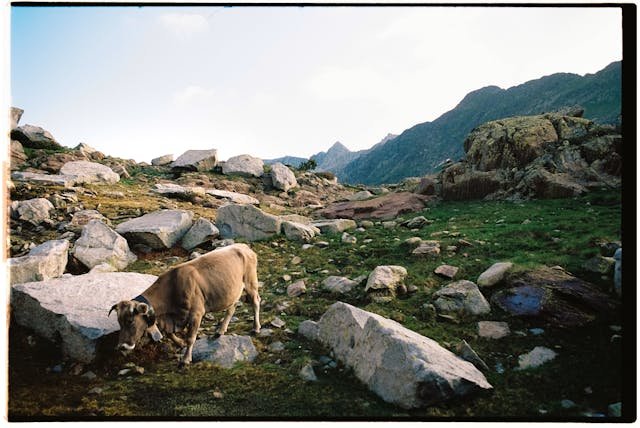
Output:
328 141 350 153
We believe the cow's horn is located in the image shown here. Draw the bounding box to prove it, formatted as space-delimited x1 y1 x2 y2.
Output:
108 304 118 317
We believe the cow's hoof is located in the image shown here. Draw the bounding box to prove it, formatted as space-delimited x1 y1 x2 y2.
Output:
250 329 260 336
213 332 222 339
178 360 191 370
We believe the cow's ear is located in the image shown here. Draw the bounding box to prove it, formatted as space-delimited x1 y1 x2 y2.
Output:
135 303 149 315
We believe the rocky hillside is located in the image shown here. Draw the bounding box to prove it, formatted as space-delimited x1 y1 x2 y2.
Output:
7 107 626 420
340 61 622 185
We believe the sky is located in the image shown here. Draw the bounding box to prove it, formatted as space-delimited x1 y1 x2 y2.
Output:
9 5 622 163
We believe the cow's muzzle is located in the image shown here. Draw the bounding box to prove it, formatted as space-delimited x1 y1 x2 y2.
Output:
116 342 136 354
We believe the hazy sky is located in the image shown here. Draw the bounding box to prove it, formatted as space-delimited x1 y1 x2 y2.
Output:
10 6 622 163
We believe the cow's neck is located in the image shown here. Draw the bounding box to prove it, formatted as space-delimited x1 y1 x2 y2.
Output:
140 283 166 315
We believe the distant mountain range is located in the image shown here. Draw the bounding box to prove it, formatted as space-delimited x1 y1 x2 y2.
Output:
269 61 621 185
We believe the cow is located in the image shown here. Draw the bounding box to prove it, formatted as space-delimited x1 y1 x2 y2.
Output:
109 243 261 366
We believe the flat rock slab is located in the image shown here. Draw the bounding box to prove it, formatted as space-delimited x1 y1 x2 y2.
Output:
11 272 158 363
116 209 194 249
491 266 619 327
310 219 357 234
191 335 258 368
316 192 430 221
11 171 78 187
216 204 281 241
206 189 259 205
516 346 557 370
477 321 510 339
299 302 492 408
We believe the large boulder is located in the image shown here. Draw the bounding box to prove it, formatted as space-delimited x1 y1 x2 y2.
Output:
432 280 491 317
491 266 619 327
191 335 258 368
11 272 157 362
317 192 429 221
59 161 120 185
216 204 281 241
10 140 27 170
181 217 220 250
270 162 298 191
73 220 137 271
171 149 218 172
10 198 54 225
298 302 492 408
222 154 264 178
11 124 62 150
116 210 194 249
9 239 69 285
365 265 408 303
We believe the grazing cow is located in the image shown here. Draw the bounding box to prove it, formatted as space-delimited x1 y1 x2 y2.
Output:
109 243 261 365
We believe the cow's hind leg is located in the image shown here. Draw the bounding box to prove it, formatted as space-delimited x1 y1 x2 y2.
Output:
216 303 237 337
243 262 261 335
180 311 204 367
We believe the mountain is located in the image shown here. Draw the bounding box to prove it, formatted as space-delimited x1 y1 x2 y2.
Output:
311 133 397 177
340 61 622 185
263 156 308 168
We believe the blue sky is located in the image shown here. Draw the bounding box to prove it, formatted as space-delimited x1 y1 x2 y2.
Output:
10 6 622 163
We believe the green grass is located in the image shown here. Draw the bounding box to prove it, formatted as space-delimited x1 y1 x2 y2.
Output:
8 191 623 421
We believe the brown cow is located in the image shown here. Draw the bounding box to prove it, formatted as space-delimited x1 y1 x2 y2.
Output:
109 243 261 365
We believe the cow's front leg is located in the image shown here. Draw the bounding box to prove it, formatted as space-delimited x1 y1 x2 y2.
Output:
180 312 204 367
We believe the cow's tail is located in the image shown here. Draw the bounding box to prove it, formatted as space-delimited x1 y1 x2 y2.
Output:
240 245 261 333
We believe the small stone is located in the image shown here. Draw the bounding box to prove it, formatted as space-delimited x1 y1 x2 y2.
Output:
287 280 306 297
382 221 397 229
561 399 576 409
341 232 357 244
118 368 131 376
494 362 505 374
88 387 103 395
268 341 285 352
608 402 622 417
434 264 459 279
299 364 318 382
529 328 545 336
51 364 63 373
282 274 292 282
302 244 313 250
291 256 302 265
316 241 330 248
584 386 593 395
478 321 510 339
271 317 286 328
516 346 557 370
258 328 274 338
81 371 97 380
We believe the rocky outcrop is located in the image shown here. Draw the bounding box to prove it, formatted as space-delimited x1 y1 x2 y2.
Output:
270 162 298 191
11 107 24 129
9 239 69 285
317 192 429 220
191 335 258 368
116 210 194 249
440 110 622 200
59 161 120 185
11 272 157 362
298 302 492 408
216 204 282 241
11 124 61 150
171 149 218 172
73 220 137 271
10 140 27 170
222 154 264 177
491 266 619 327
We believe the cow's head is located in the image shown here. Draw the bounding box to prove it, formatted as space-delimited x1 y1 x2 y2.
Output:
109 300 163 354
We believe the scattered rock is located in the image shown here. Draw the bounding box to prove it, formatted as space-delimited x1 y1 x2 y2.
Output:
11 272 157 362
271 317 286 328
365 265 408 303
10 198 55 225
401 216 433 229
477 262 513 287
299 364 318 382
152 183 205 198
382 221 397 229
9 239 69 285
171 149 218 172
68 209 110 232
191 335 258 368
477 321 510 339
310 219 357 234
268 341 285 352
270 162 298 191
412 240 441 258
181 217 219 250
341 232 357 244
216 204 282 242
298 302 492 408
516 346 557 370
222 154 264 177
116 209 194 249
287 280 306 297
151 154 174 166
560 399 576 409
434 265 459 279
73 220 137 271
322 276 359 294
59 161 120 185
347 190 373 201
608 402 622 417
11 171 78 188
432 280 491 317
583 255 615 275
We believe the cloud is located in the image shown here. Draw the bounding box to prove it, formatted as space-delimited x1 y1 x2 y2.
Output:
306 65 390 102
159 13 209 38
172 85 215 108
